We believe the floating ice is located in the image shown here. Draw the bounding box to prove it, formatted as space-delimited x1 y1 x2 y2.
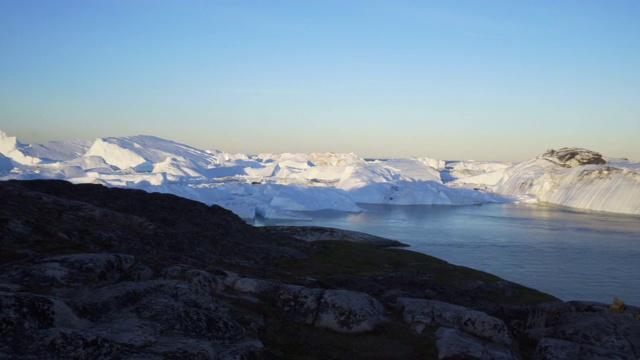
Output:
2 132 638 217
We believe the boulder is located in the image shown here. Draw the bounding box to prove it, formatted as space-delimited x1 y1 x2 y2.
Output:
399 297 513 345
520 301 640 360
134 282 245 340
535 337 636 360
30 328 124 360
148 333 216 359
89 315 161 347
233 277 276 294
436 327 518 360
274 284 324 324
535 338 580 360
0 254 150 290
314 289 387 333
0 292 86 333
161 265 225 293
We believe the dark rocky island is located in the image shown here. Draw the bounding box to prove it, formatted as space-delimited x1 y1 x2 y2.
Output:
1 180 639 359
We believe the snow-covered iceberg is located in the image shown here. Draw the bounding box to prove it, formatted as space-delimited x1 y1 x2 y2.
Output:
489 148 640 214
0 131 41 165
1 131 638 218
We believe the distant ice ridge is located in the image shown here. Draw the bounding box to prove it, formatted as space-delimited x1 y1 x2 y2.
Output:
1 130 639 217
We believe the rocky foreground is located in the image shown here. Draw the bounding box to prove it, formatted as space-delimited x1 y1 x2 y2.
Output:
1 180 639 359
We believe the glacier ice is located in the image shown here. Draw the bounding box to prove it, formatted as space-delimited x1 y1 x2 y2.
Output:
490 148 640 215
1 132 638 218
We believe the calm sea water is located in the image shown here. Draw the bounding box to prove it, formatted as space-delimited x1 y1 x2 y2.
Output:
259 203 640 305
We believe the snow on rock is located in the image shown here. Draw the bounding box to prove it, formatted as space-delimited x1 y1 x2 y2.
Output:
492 148 640 215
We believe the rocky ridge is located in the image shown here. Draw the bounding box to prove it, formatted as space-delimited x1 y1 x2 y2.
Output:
1 180 639 359
542 148 607 167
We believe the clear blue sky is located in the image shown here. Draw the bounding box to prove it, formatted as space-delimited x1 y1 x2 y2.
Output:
1 0 639 161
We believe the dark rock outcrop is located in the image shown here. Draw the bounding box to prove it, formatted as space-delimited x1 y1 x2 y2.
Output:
259 225 409 248
1 180 639 359
542 148 606 167
522 301 640 360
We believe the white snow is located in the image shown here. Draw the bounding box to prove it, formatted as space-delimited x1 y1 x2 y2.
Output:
452 169 507 187
448 160 511 182
85 138 153 171
0 131 41 165
489 150 640 214
1 131 639 218
22 140 92 162
0 131 22 155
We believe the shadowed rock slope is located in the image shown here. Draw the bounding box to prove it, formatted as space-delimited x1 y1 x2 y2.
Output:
1 180 639 360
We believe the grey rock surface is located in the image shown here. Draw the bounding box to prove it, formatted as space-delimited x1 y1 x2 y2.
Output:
2 180 640 359
524 301 640 360
399 297 513 345
314 289 388 333
274 284 324 325
436 327 518 360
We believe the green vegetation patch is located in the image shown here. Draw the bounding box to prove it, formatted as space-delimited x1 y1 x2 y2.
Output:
234 297 436 360
263 316 436 360
282 240 556 305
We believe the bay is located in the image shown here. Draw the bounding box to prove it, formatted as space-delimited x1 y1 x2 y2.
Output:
259 203 640 305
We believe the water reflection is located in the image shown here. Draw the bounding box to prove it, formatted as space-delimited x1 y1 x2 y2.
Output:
264 203 640 305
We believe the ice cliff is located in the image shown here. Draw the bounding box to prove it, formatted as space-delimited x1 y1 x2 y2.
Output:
487 148 640 214
1 131 639 217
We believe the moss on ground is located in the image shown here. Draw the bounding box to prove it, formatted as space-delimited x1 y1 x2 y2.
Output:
281 240 556 305
262 318 436 360
232 296 437 360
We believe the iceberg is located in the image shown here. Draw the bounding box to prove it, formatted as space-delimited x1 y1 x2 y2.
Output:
489 148 640 215
1 131 638 218
0 131 41 165
0 153 13 171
